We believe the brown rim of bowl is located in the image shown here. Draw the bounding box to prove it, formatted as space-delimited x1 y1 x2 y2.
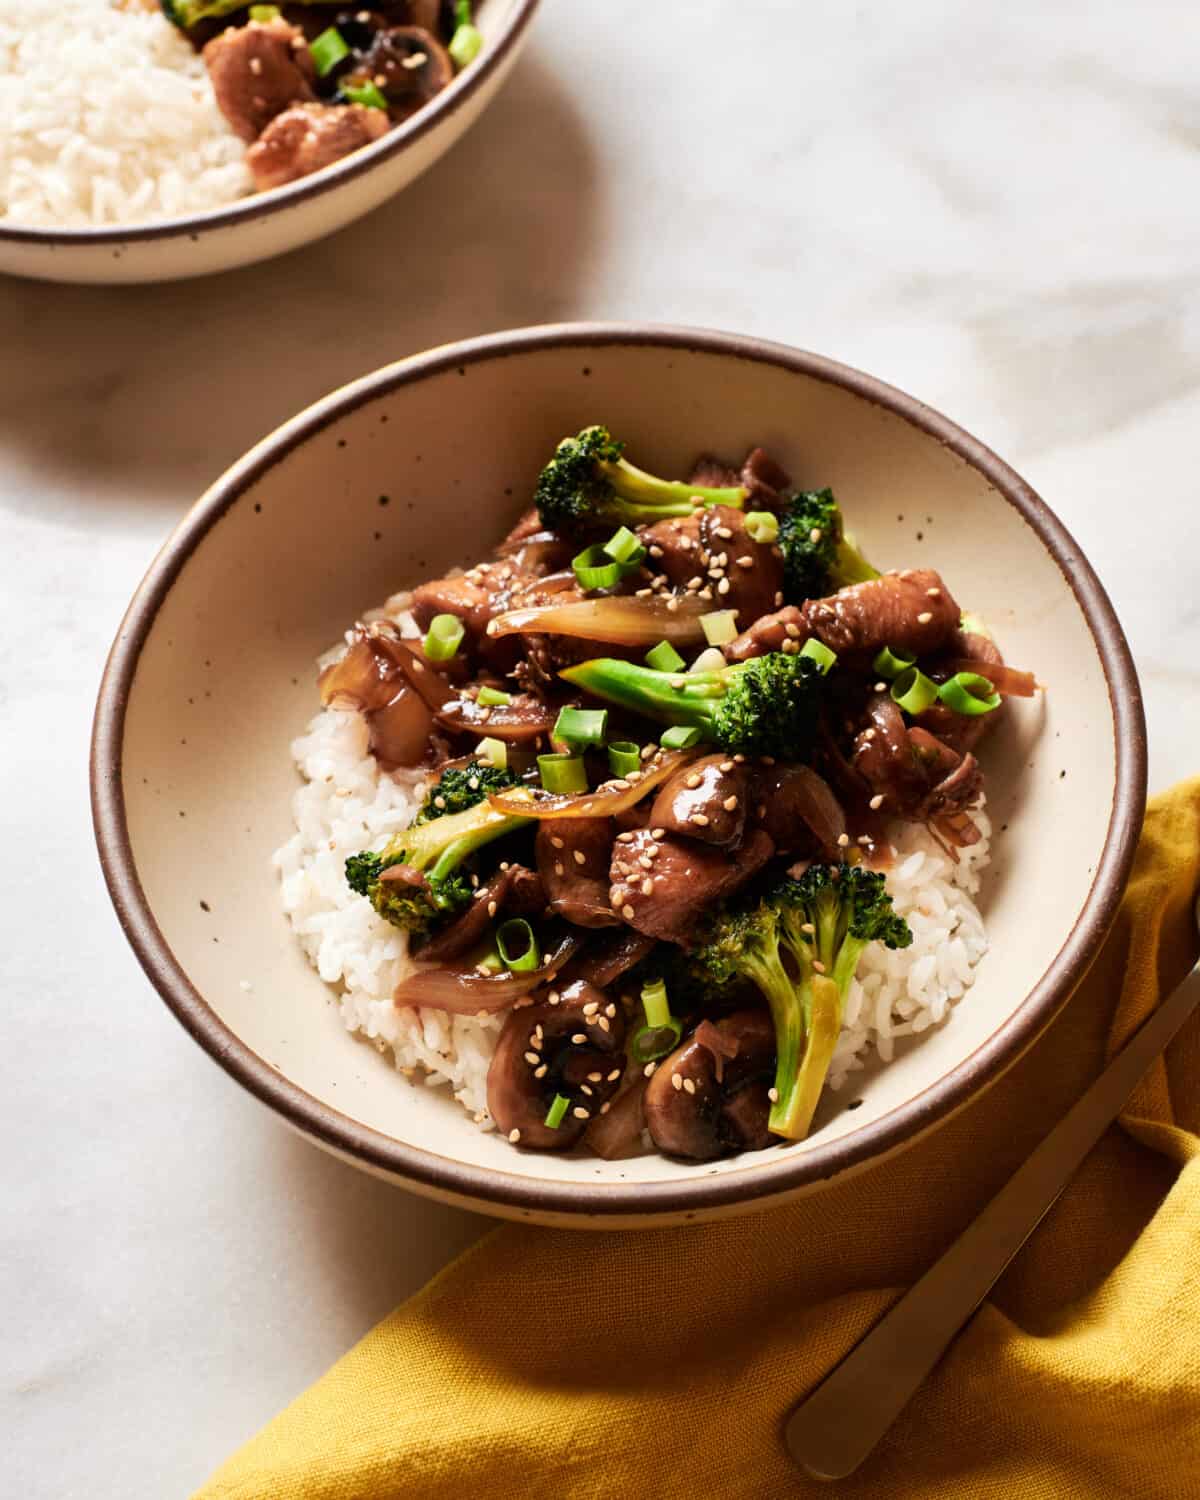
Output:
91 322 1147 1221
0 0 540 248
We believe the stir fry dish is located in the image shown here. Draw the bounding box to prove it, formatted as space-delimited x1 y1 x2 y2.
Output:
163 0 481 190
308 428 1038 1161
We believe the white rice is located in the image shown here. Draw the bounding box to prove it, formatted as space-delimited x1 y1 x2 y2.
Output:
275 612 992 1135
0 0 251 227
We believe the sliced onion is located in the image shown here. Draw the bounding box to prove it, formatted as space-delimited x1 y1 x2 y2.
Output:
390 641 556 742
486 748 696 820
366 686 435 767
564 929 656 989
393 933 582 1015
693 1019 740 1085
319 625 407 712
487 594 711 647
944 659 1037 697
584 1076 649 1160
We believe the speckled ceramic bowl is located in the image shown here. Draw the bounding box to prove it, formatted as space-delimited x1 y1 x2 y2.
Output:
91 324 1146 1227
0 0 538 286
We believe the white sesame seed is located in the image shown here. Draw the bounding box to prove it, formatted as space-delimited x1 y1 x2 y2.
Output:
644 1061 658 1077
571 1032 587 1045
639 855 653 870
508 1128 521 1143
926 587 941 598
600 1101 612 1114
648 544 664 557
809 528 823 543
685 772 702 789
622 904 635 920
608 1069 621 1081
768 1087 779 1103
617 831 635 843
641 877 654 895
666 597 680 612
401 50 427 68
652 828 667 840
683 1077 697 1095
487 901 498 917
551 835 564 849
869 794 884 810
717 578 731 595
698 588 714 601
713 525 733 539
858 834 872 845
582 1001 599 1016
875 681 887 692
774 591 784 607
587 1071 603 1082
606 1003 617 1017
719 760 734 772
524 1051 539 1065
573 849 587 866
554 862 564 877
782 638 799 653
572 1106 589 1119
535 1064 548 1078
581 1085 594 1096
812 959 827 974
864 728 877 741
736 555 754 568
837 833 850 847
723 795 739 811
917 611 933 624
784 622 801 639
672 1073 683 1091
691 812 710 826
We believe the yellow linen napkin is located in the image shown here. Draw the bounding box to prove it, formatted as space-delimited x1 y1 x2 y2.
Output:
200 781 1200 1500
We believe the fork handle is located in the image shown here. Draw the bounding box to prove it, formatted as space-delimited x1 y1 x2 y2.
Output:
784 966 1200 1482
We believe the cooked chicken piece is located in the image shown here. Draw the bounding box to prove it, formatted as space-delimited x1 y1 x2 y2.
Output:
648 753 749 848
639 512 704 589
609 826 774 947
698 505 784 625
247 102 389 190
536 818 620 929
203 17 315 143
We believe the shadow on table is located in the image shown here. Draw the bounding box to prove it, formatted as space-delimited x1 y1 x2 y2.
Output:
0 51 603 527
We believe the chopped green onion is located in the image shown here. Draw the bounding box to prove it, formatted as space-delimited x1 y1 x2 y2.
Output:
938 671 1001 716
476 685 512 707
959 610 992 640
455 0 473 22
476 737 507 770
604 526 642 564
496 918 540 973
310 26 349 77
342 81 389 111
873 645 916 680
744 510 779 544
607 740 641 778
572 544 623 592
700 610 739 647
543 1093 570 1130
538 753 588 794
631 1019 684 1063
800 638 837 675
553 706 608 748
422 613 464 661
641 978 670 1030
248 4 281 21
689 646 727 674
448 22 483 68
890 666 939 715
645 639 686 672
661 725 703 750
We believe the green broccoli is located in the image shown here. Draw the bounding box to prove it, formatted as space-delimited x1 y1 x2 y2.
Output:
688 867 910 1140
161 0 340 30
345 795 531 939
777 488 879 604
534 425 747 537
413 762 518 824
559 650 823 758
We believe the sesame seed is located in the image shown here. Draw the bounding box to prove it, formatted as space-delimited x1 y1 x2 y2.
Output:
524 1051 539 1065
717 578 731 595
736 555 755 568
784 622 801 639
733 753 746 763
628 770 643 783
608 1069 621 1081
801 922 815 935
641 877 654 895
686 577 703 591
917 611 933 624
581 1085 594 1096
433 794 446 809
606 1003 617 1017
869 794 884 810
573 850 586 866
837 833 850 847
622 904 635 919
636 587 652 598
641 745 656 760
648 544 664 557
487 901 498 917
670 676 686 689
683 1078 697 1095
617 831 635 843
554 862 564 877
685 772 702 789
858 834 872 845
652 828 666 840
644 1061 658 1077
600 1101 612 1114
768 1087 779 1103
582 1001 599 1016
691 812 710 826
587 1071 603 1083
864 728 877 741
781 638 799 653
809 527 823 543
548 991 560 1005
401 50 427 68
672 1073 683 1091
812 959 827 974
639 855 653 870
551 835 564 849
719 760 734 772
569 1033 587 1046
666 597 679 613
714 525 733 539
248 56 263 75
572 1106 589 1119
534 1064 548 1078
723 795 739 811
774 592 784 607
508 1128 521 1143
875 681 887 692
698 588 714 601
926 586 941 598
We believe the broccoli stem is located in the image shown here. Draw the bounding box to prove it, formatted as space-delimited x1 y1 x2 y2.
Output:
833 537 880 587
602 457 746 513
382 799 530 874
425 815 529 898
770 974 843 1139
559 658 724 736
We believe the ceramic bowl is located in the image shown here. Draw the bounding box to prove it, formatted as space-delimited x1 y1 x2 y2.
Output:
91 324 1146 1227
0 0 538 286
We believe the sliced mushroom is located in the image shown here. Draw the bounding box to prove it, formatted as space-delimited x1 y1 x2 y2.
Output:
648 753 748 848
643 1010 776 1161
486 980 627 1149
365 684 435 767
341 25 454 124
536 818 620 929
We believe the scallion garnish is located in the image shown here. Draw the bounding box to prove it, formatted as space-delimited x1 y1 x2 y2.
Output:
645 639 686 672
310 25 349 77
872 645 916 680
538 752 588 794
476 736 507 770
571 544 623 592
476 685 512 707
248 4 280 21
448 0 483 67
342 80 389 111
422 613 464 661
630 978 683 1062
553 705 608 748
607 740 641 778
938 672 1001 716
603 525 642 564
890 666 939 715
799 638 837 674
544 1092 570 1130
660 725 702 749
496 918 540 973
744 510 779 544
700 609 739 647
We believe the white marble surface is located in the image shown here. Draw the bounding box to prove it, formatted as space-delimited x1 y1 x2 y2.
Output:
2 3 1198 1495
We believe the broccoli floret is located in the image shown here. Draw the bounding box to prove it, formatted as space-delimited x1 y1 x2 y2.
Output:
560 650 824 758
413 762 518 824
345 796 531 939
688 867 911 1141
534 425 747 537
161 0 339 29
777 488 879 603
